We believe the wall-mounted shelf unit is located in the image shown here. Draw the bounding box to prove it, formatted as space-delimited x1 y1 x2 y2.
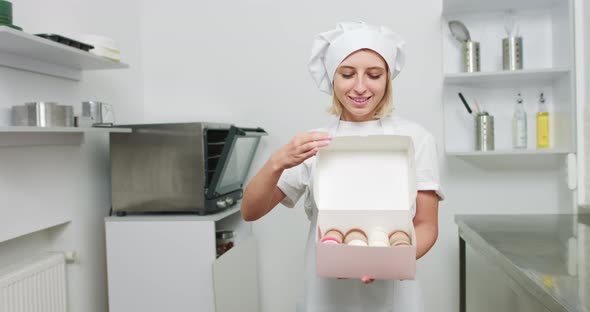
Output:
441 0 575 158
0 127 132 146
0 26 129 80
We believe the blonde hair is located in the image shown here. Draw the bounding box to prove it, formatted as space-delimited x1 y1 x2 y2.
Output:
328 72 393 119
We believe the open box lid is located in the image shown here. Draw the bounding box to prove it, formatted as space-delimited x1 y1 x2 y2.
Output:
313 135 416 211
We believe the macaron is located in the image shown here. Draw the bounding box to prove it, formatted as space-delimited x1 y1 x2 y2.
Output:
368 228 390 247
389 230 411 246
344 229 368 246
321 229 344 244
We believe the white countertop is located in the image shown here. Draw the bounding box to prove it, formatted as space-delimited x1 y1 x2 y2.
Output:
105 206 241 223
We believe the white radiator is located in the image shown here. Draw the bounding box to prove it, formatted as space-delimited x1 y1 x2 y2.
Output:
0 253 67 312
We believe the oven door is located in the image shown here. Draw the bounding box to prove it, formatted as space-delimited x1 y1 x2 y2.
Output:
207 126 267 198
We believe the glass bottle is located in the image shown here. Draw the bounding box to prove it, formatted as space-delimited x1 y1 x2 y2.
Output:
536 93 550 148
513 93 527 149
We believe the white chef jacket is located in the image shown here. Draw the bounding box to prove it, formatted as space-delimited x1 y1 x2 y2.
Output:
277 115 444 312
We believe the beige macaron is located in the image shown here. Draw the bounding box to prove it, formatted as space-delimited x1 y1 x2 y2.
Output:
389 230 411 246
344 229 368 246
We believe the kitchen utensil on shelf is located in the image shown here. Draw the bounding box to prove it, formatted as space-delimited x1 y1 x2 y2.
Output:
81 101 114 126
463 41 480 72
448 20 471 42
0 107 10 126
448 20 480 72
458 92 473 114
472 98 482 114
503 36 523 70
504 10 519 38
502 11 523 70
475 112 494 151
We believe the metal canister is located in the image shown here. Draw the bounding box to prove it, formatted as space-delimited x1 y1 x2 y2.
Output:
503 37 523 70
58 105 74 127
11 102 74 127
82 101 105 124
463 41 480 72
475 112 494 151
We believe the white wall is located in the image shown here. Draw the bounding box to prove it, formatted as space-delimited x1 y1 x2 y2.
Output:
140 1 572 311
0 1 143 311
0 1 573 311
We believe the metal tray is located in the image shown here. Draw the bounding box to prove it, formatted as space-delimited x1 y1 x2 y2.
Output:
35 33 94 51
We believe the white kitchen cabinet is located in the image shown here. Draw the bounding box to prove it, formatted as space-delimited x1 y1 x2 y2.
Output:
441 0 575 160
104 207 260 312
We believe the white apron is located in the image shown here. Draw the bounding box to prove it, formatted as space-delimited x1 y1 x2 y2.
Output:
297 117 424 312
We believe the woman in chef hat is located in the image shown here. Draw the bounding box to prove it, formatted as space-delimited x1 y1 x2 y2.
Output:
241 21 444 311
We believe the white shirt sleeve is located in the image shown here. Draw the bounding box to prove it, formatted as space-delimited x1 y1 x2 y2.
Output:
415 134 445 200
277 160 311 208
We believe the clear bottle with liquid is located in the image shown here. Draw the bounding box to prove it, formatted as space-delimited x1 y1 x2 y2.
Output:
536 93 550 148
513 93 527 148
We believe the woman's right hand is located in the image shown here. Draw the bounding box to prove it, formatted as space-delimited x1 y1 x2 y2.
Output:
271 131 332 170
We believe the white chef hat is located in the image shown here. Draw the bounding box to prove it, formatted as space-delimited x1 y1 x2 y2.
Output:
308 21 405 94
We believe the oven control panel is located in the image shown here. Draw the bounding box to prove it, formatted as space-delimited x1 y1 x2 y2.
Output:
205 189 243 214
216 196 235 209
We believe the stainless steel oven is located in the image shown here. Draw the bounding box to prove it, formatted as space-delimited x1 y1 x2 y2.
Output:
109 122 267 215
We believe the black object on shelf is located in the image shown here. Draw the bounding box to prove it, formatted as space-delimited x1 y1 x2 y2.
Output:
35 33 94 51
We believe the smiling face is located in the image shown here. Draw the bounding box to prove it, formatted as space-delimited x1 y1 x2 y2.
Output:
332 49 389 122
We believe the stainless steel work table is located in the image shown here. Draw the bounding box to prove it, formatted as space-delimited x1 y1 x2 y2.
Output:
456 214 589 312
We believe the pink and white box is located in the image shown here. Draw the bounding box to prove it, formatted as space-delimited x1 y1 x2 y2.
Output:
314 135 417 280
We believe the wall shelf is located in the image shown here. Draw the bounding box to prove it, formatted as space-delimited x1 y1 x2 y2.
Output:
0 26 129 80
443 0 560 15
1 218 71 244
0 126 132 133
446 148 572 156
447 148 571 169
0 127 132 146
444 68 571 88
